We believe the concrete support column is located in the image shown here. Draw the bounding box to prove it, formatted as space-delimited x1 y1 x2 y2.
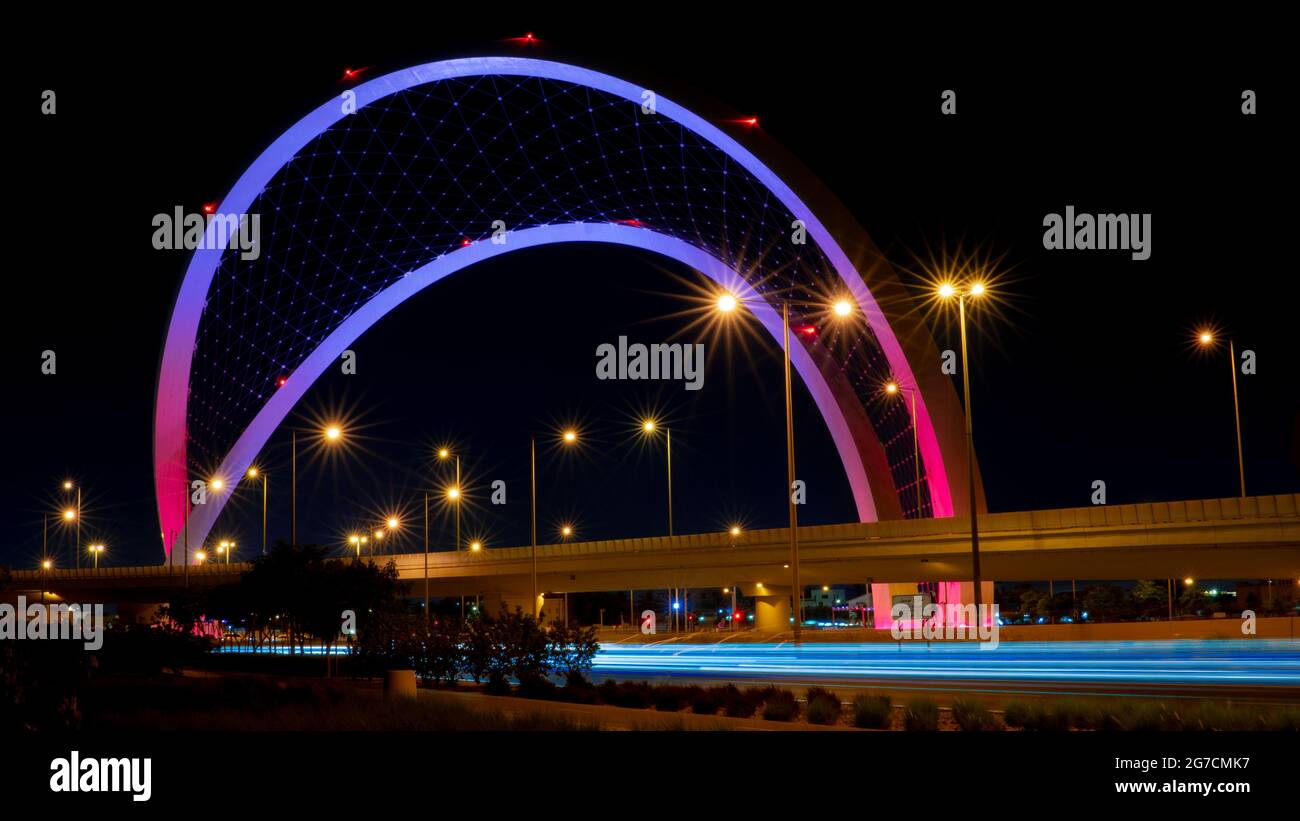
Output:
480 591 532 618
745 584 792 632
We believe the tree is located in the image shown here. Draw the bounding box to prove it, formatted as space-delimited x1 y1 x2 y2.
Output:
548 622 599 677
1130 580 1168 620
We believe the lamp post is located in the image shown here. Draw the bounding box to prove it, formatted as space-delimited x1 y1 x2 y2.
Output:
440 448 463 618
247 467 267 555
423 492 430 619
531 430 579 619
885 381 923 515
714 291 858 640
640 419 676 630
63 481 80 569
91 544 105 570
1195 330 1246 498
292 424 345 547
937 280 987 613
41 559 51 604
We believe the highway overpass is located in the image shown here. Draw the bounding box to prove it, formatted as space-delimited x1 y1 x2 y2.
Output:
13 493 1299 623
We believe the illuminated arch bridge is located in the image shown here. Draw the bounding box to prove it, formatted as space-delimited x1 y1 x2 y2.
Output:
155 56 977 562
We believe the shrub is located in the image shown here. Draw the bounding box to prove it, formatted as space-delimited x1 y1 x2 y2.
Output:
484 671 511 696
601 680 652 709
652 685 690 712
1003 700 1066 731
762 690 800 722
903 699 940 731
1054 698 1106 730
804 687 842 725
1263 706 1300 732
721 685 758 718
562 670 598 704
852 694 893 729
1110 701 1170 731
517 672 560 700
951 698 997 731
688 686 721 715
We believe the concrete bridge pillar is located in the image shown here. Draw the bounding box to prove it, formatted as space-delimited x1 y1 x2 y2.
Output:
479 591 533 618
745 584 792 632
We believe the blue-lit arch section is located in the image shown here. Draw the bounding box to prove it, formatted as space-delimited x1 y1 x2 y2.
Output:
155 57 969 561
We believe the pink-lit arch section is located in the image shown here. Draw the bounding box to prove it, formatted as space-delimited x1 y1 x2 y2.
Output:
154 57 955 561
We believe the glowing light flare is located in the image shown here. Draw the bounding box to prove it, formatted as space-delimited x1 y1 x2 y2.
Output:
62 509 76 521
386 517 399 529
324 425 342 441
832 299 853 317
562 429 578 444
716 293 738 313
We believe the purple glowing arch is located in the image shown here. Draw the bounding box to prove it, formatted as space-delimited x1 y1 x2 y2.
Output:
155 57 958 561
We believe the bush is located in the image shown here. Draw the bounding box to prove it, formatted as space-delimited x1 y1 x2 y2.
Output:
1109 701 1171 731
688 686 721 715
762 690 800 722
599 680 652 709
903 699 940 731
852 694 893 729
719 685 757 718
1054 698 1106 730
517 672 560 700
562 670 598 704
950 698 996 731
652 685 690 712
804 687 842 725
484 671 511 696
1003 699 1067 731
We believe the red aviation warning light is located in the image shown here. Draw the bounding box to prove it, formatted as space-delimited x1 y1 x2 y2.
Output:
506 32 541 45
202 202 217 214
726 116 759 127
340 66 372 82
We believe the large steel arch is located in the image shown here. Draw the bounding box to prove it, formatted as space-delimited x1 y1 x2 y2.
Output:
155 57 971 562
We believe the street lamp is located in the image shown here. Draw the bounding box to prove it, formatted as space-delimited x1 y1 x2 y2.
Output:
714 291 857 639
531 428 580 618
640 417 679 630
884 380 923 515
41 559 52 604
90 544 105 569
936 279 988 614
247 466 268 556
195 550 207 565
292 424 346 547
440 446 466 618
62 481 81 569
1195 329 1247 497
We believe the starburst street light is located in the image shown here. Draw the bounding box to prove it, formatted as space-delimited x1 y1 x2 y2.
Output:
935 277 990 613
1194 328 1247 498
90 544 105 570
247 466 268 555
884 379 923 516
710 291 857 639
291 422 348 547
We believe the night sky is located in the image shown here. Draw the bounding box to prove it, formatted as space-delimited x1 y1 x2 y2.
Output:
7 17 1294 569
